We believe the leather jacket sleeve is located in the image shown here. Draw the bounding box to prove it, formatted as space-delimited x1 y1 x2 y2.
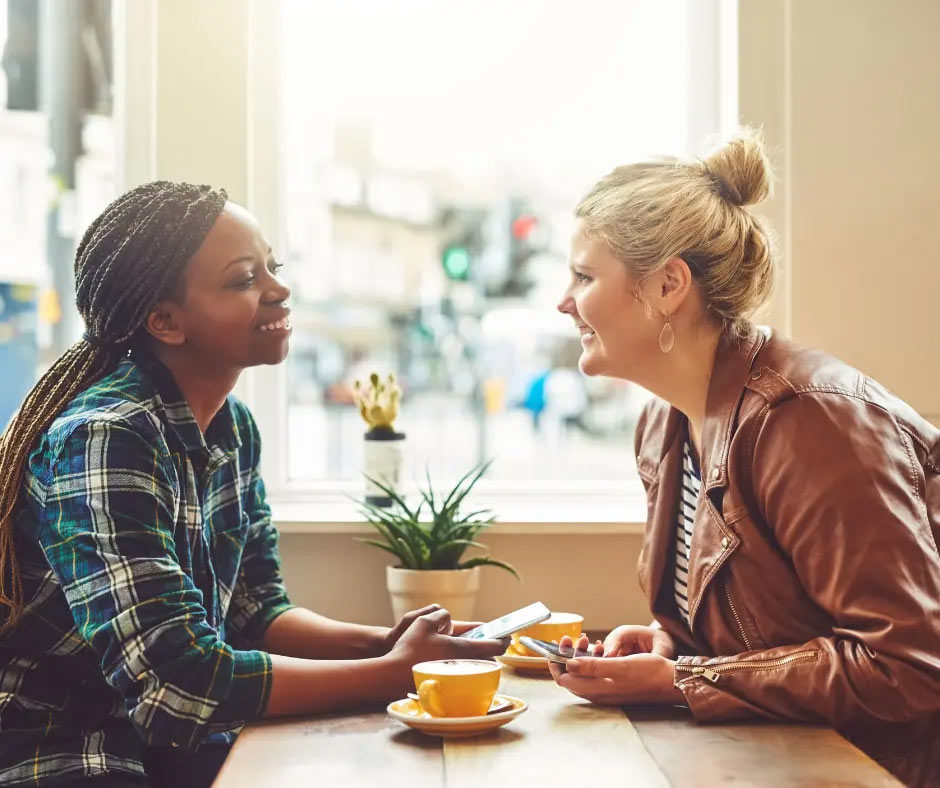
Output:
674 393 940 728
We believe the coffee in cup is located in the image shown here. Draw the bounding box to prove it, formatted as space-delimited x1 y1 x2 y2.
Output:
412 659 501 718
510 612 583 657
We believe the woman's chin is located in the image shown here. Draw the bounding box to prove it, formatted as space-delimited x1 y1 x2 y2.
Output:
578 351 604 376
248 341 290 367
265 345 290 365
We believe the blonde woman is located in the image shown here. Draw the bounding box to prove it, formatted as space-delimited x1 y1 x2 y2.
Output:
550 132 940 786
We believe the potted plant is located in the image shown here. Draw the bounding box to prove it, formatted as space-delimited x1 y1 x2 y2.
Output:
352 372 405 507
356 461 519 620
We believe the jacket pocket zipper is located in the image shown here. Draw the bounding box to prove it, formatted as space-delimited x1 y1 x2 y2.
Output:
676 650 819 684
724 584 752 651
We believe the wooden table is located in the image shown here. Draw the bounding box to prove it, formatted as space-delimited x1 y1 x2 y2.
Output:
214 670 900 787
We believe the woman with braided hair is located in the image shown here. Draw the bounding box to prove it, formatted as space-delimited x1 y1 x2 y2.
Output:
0 181 506 787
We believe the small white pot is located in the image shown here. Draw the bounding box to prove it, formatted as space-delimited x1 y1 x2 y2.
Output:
386 566 481 621
363 431 405 507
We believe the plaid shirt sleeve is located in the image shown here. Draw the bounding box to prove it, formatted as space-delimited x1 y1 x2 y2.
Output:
38 413 274 751
224 464 295 645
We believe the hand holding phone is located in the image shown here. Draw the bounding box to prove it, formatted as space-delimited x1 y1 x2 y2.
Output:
518 636 599 665
460 602 551 640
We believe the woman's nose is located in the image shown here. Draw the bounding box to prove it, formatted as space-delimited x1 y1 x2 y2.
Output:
557 292 574 314
265 280 291 304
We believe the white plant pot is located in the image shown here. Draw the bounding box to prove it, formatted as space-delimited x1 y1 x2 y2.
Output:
386 566 481 621
363 431 405 507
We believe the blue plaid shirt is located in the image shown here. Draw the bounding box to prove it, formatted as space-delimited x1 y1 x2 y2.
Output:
0 349 294 785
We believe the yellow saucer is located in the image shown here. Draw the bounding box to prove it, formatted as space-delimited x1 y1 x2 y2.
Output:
497 652 552 674
387 694 527 737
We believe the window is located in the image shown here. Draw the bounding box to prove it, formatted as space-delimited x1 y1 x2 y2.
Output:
277 0 698 494
0 0 116 428
5 0 727 523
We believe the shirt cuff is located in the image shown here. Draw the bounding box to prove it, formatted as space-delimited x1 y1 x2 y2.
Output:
241 600 296 644
218 648 275 723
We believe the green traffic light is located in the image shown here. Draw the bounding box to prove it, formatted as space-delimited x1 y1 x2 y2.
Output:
442 245 470 280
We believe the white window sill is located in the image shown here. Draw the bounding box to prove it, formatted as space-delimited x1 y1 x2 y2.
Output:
269 480 648 535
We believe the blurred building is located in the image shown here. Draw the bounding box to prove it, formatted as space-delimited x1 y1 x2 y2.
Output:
0 0 116 430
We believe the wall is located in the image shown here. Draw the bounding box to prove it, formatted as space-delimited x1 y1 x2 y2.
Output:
740 0 940 424
279 531 647 629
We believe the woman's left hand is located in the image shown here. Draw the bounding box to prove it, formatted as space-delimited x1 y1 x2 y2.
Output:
381 606 485 653
548 639 685 705
380 604 452 653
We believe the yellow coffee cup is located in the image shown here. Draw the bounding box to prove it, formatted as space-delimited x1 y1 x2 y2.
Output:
510 612 584 657
412 659 501 718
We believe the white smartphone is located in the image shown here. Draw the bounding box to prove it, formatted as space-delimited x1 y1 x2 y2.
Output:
460 601 551 640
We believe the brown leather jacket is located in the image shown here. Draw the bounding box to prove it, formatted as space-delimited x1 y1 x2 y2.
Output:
635 324 940 786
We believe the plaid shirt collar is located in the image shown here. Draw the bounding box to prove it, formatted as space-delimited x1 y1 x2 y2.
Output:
129 347 242 459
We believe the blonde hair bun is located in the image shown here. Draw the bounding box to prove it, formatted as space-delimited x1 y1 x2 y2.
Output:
701 130 773 207
575 126 778 336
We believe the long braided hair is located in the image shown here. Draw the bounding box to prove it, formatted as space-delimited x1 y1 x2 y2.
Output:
0 180 228 634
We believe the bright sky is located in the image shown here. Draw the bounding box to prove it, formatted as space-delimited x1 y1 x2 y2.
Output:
282 0 691 199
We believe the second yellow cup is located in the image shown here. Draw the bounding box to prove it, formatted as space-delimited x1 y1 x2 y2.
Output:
510 612 584 656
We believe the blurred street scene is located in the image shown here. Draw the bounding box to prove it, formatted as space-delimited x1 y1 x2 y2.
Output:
0 0 703 485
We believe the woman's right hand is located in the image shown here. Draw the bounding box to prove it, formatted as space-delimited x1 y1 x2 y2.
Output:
266 608 508 717
602 624 676 658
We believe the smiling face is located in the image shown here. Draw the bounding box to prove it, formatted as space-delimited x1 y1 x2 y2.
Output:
557 220 662 379
145 202 292 370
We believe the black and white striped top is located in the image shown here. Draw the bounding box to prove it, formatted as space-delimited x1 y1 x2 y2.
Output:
675 440 701 625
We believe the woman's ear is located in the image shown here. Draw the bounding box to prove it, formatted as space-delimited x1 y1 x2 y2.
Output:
144 303 186 347
658 256 694 314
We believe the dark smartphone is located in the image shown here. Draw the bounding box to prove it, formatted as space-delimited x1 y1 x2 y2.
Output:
518 636 597 664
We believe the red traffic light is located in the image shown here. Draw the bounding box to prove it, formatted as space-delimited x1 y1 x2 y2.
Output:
511 214 538 240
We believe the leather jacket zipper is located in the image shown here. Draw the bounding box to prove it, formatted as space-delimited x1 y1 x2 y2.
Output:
676 650 819 684
724 585 752 651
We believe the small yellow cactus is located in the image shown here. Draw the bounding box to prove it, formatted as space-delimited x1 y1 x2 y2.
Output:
353 372 402 432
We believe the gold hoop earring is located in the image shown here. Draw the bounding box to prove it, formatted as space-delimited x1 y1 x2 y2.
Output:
658 313 675 353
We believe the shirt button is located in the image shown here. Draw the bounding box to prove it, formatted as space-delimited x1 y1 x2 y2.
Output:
710 467 720 481
721 536 730 549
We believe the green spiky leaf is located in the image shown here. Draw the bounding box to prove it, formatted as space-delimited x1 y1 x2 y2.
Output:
361 473 417 520
458 556 521 580
355 538 405 560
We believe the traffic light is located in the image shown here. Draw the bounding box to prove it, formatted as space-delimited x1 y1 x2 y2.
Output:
441 243 471 281
438 202 541 293
512 213 538 243
498 200 539 297
439 207 485 283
